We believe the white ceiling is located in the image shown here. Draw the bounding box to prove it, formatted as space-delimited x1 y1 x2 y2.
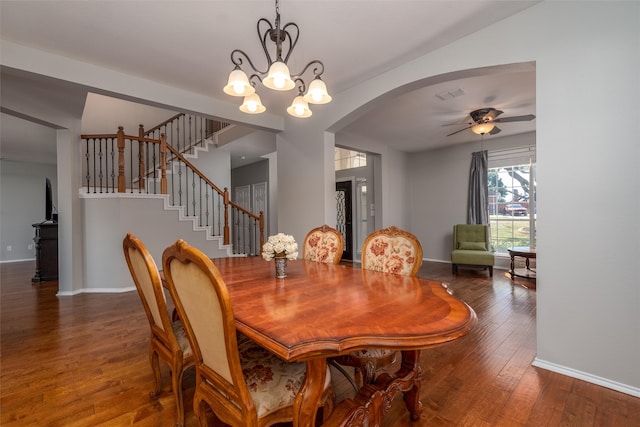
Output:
0 0 539 165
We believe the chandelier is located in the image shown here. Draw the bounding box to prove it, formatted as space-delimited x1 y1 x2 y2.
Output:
223 0 331 118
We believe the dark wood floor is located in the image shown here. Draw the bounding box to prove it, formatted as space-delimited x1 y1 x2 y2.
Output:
1 260 638 426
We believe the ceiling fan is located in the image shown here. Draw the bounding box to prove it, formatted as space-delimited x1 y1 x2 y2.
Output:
446 108 535 137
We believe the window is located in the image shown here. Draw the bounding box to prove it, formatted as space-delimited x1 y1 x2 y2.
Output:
335 148 366 171
488 146 536 254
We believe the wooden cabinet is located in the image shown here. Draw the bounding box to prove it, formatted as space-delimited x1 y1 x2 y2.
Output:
32 223 58 282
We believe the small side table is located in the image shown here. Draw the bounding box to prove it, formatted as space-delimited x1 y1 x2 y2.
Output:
507 246 536 280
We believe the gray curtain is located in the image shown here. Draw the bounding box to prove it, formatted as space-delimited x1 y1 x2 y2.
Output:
468 150 488 224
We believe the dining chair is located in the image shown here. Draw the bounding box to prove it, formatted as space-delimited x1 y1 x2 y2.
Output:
122 233 194 427
335 226 423 390
162 239 335 427
302 224 344 264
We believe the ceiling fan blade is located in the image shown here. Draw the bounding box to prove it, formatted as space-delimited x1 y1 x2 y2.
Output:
493 114 536 123
446 125 472 136
486 109 504 120
489 126 502 135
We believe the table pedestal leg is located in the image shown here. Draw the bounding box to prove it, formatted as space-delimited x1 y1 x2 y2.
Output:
323 350 423 426
294 358 326 426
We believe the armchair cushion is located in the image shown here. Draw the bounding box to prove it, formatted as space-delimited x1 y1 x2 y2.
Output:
458 241 487 251
451 249 495 265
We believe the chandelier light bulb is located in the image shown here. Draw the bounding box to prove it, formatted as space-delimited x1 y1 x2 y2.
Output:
233 82 245 95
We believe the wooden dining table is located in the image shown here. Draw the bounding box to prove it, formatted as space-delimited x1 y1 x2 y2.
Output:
205 256 477 427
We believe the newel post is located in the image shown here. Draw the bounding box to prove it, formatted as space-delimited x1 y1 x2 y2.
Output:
160 133 167 194
138 125 146 191
223 188 230 245
117 126 125 193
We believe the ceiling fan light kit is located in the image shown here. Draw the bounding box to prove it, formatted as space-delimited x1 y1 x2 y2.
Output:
471 123 495 135
224 0 331 118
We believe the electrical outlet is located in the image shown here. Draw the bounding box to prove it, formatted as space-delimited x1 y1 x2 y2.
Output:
28 244 34 250
6 245 12 251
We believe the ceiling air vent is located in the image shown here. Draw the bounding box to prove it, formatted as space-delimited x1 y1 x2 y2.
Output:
435 88 465 101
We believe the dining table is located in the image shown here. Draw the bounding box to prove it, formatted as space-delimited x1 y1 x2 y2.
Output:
203 256 477 427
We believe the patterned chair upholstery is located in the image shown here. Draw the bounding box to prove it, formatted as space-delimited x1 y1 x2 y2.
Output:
451 224 494 277
302 224 344 264
334 226 423 390
122 233 194 427
162 239 334 427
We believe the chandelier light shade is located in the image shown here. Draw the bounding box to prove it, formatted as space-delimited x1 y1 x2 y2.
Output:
303 78 332 104
471 122 495 135
263 61 296 91
287 94 312 118
240 93 266 114
223 68 255 97
223 0 331 117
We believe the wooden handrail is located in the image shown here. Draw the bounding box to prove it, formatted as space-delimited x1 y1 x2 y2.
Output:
165 145 225 195
143 113 184 136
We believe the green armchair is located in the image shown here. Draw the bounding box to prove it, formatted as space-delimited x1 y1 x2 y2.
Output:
451 224 494 277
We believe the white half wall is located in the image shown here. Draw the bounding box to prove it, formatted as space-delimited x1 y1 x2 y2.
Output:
78 194 233 295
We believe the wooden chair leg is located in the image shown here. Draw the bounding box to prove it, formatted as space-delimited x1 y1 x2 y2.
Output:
149 348 162 399
171 361 185 427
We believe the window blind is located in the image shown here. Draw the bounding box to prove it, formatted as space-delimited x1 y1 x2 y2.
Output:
488 145 536 168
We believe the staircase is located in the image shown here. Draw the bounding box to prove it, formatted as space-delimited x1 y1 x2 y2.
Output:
80 113 264 257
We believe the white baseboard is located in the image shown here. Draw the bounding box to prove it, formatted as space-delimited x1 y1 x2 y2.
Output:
532 358 640 398
423 257 508 271
57 286 136 296
0 258 36 263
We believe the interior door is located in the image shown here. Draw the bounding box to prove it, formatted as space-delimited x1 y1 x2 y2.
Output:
336 181 353 261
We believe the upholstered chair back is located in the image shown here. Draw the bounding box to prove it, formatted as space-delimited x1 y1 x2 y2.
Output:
303 224 344 264
125 237 168 334
163 240 247 401
453 224 491 251
361 226 423 277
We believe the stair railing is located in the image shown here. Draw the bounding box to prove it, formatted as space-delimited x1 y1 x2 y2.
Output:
164 144 264 256
143 113 223 153
80 126 263 256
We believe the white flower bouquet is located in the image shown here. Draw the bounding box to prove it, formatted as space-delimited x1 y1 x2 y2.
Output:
262 233 299 261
